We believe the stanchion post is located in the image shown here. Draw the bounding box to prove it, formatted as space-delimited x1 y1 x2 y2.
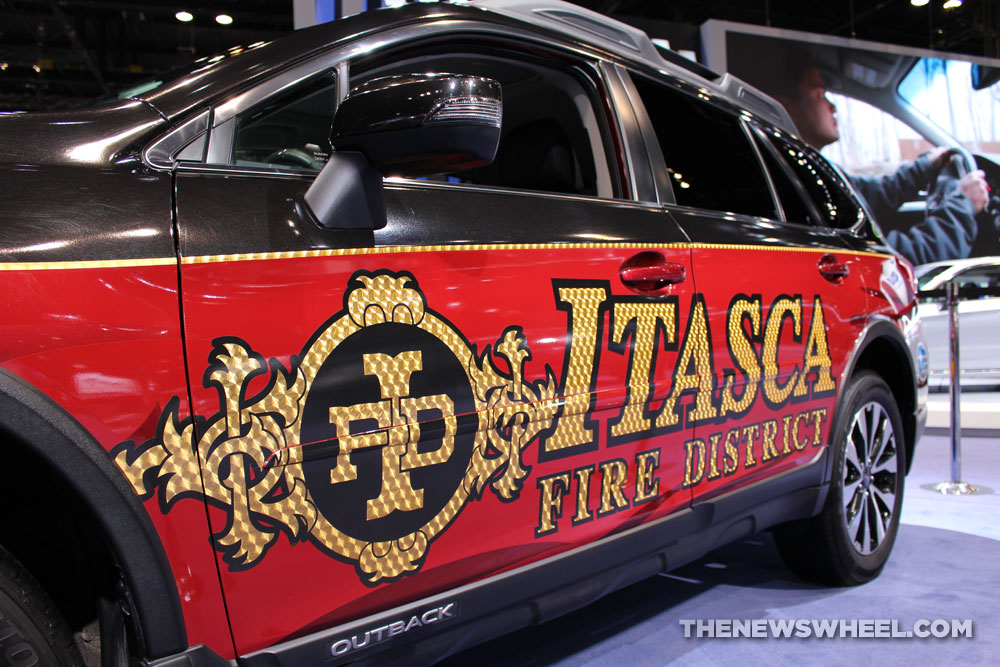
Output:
934 279 978 495
949 279 961 483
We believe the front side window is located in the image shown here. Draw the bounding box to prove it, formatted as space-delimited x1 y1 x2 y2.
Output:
631 74 777 219
225 44 619 200
350 50 617 198
233 69 338 170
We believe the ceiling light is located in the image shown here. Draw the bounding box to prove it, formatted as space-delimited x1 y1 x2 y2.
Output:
910 0 929 6
215 14 233 25
942 0 962 7
175 10 193 22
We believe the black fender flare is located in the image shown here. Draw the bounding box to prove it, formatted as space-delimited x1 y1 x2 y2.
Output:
823 317 918 486
0 367 187 659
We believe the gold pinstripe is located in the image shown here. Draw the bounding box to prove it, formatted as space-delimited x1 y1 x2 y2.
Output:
0 242 895 271
179 242 894 264
0 257 176 271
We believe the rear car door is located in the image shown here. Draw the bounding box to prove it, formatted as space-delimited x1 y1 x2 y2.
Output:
141 27 699 657
624 70 870 502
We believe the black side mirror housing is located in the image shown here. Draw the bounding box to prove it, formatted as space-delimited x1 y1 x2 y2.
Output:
331 73 502 176
971 64 1000 91
305 73 502 230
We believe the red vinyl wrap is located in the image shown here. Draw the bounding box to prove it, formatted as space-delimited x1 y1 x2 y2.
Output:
0 264 235 658
0 245 906 659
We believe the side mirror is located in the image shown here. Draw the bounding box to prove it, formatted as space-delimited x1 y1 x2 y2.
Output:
971 64 1000 91
331 73 502 176
304 73 502 230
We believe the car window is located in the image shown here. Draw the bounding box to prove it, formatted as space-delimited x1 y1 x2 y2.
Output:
751 127 823 226
233 69 338 170
898 57 1000 159
351 51 617 198
917 265 949 290
954 266 1000 293
227 48 618 200
630 74 777 219
760 130 864 230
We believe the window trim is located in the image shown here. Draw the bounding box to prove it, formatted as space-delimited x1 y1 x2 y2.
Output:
143 20 637 206
610 65 670 204
741 119 784 222
749 124 827 228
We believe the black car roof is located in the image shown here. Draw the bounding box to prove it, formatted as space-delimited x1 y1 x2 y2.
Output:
138 1 791 132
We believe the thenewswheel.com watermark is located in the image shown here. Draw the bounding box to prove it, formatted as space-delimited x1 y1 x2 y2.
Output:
679 619 973 639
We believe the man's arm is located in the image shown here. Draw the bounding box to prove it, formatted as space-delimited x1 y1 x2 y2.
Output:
885 189 977 265
848 150 942 222
885 170 989 265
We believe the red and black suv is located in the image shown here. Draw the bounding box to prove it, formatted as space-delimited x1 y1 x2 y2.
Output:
0 1 928 664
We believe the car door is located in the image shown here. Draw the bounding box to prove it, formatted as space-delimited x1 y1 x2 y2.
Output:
624 70 869 502
920 262 1000 388
153 29 698 656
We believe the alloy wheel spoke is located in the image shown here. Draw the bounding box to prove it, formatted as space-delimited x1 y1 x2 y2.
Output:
872 448 897 475
870 407 892 466
843 400 899 556
848 494 866 547
845 426 863 473
872 484 895 514
844 478 862 505
855 409 870 461
870 493 887 547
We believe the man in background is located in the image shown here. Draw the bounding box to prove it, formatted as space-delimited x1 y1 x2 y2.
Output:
768 59 989 266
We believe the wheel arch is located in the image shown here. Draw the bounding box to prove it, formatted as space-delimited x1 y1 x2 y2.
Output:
832 319 918 479
0 367 188 660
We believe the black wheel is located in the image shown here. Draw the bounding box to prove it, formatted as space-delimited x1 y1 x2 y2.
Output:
774 371 906 585
0 544 83 666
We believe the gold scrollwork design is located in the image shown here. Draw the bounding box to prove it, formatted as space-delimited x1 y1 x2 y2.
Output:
112 271 558 583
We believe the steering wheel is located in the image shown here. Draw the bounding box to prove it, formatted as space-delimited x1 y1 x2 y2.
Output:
925 147 972 213
265 147 324 171
926 146 1000 255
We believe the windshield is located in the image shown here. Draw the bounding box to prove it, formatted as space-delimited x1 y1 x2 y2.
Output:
898 57 1000 158
916 265 949 290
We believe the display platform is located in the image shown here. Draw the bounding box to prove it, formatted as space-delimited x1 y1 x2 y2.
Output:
446 433 1000 666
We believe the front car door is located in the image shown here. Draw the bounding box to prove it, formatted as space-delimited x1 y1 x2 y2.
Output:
120 20 701 657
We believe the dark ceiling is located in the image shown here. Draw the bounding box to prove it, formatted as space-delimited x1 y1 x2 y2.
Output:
0 0 996 111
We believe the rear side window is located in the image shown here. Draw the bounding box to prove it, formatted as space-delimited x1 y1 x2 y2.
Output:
631 75 777 219
751 128 823 226
761 130 865 230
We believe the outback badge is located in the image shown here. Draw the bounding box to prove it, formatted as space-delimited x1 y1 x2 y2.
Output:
113 270 558 584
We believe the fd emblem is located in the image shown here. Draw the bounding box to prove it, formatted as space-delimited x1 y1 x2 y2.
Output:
113 271 559 584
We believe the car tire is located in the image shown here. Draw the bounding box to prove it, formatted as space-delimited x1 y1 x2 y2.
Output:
774 371 906 586
0 543 84 667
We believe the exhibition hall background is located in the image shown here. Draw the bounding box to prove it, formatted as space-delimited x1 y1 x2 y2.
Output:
0 0 996 112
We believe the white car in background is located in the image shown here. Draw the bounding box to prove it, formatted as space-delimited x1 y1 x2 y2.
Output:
916 257 1000 390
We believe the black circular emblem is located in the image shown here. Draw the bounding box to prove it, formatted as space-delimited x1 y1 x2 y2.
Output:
300 322 476 544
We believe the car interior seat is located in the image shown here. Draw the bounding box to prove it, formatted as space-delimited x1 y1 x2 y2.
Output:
494 118 580 195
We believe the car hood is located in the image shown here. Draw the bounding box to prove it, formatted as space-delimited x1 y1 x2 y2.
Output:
0 99 165 168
